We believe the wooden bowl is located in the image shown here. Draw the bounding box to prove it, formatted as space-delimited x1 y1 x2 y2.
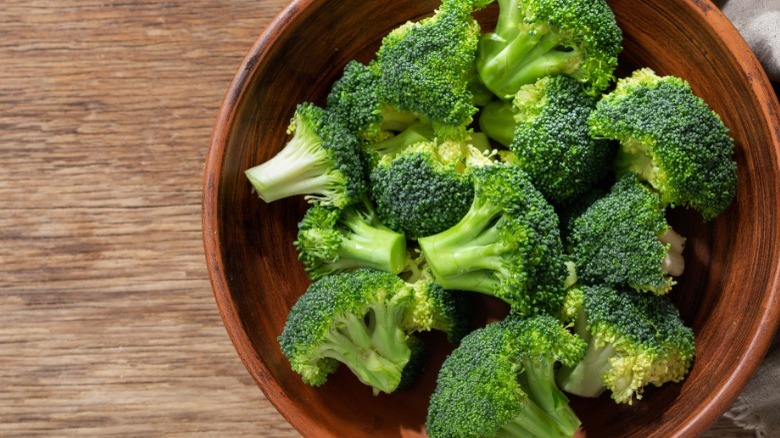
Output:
203 0 780 436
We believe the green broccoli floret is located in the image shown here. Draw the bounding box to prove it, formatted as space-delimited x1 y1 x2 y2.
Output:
426 315 585 438
376 0 491 140
476 0 622 99
245 102 366 208
556 284 695 404
406 271 472 343
294 202 407 281
568 172 686 295
418 163 569 315
326 60 420 143
369 138 493 239
504 75 615 206
588 68 738 220
278 269 435 395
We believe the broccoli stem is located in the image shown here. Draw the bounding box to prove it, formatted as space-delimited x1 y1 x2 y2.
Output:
336 211 407 274
614 139 658 183
479 100 516 147
520 361 581 437
557 341 615 398
419 198 506 293
496 398 573 438
660 228 686 277
245 134 334 203
368 123 432 158
378 106 420 133
322 309 411 395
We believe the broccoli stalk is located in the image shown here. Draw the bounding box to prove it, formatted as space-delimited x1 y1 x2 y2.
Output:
321 301 411 394
294 202 407 281
476 0 622 99
245 103 365 208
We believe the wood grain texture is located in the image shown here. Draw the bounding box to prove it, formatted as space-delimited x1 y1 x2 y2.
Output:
0 0 766 436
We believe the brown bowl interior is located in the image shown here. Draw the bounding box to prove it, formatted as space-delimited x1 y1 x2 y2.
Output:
203 0 780 436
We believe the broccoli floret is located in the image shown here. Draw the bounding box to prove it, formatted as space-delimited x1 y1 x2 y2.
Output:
245 102 366 208
418 163 569 315
369 138 492 239
568 172 685 295
406 271 472 343
426 315 585 438
294 201 407 281
588 68 738 220
278 269 430 395
376 0 490 140
326 60 420 143
504 75 615 206
476 0 622 99
556 284 696 404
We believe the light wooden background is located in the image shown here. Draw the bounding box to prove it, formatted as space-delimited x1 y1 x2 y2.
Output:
0 0 763 436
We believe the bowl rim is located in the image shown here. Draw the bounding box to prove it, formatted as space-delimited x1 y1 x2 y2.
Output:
202 0 780 436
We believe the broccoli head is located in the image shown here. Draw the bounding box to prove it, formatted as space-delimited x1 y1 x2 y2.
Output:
504 75 615 206
426 315 585 438
278 269 420 395
245 102 366 208
568 173 685 295
556 284 696 404
369 138 492 239
588 68 738 220
476 0 623 99
418 163 569 316
326 60 420 143
294 201 407 281
376 0 489 140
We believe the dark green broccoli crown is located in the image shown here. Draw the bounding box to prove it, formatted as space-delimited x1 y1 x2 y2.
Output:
326 60 420 143
246 102 367 208
419 164 568 316
376 3 482 139
294 203 408 280
370 141 476 238
326 60 385 141
426 320 528 438
588 68 738 220
278 269 415 391
569 173 674 294
476 0 622 98
581 283 695 403
508 75 615 205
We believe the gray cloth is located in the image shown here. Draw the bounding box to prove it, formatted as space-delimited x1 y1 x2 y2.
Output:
716 0 780 82
714 1 780 436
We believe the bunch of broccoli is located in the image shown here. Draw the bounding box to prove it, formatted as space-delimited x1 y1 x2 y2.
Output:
244 0 738 435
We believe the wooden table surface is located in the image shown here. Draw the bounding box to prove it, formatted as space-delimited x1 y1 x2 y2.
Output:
0 0 762 436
